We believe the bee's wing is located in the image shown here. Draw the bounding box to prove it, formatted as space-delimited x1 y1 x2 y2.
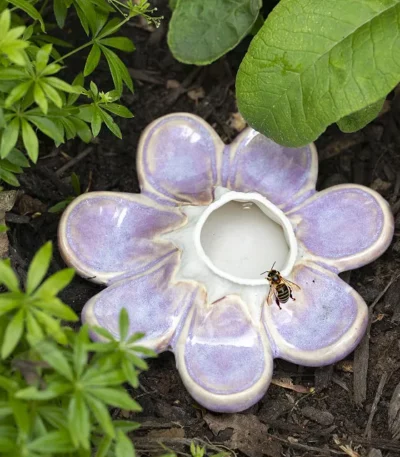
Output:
282 278 301 291
267 286 275 305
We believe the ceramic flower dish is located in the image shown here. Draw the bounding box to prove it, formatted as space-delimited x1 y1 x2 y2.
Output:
58 113 394 413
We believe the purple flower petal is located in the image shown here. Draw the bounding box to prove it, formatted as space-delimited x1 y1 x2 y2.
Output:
58 192 185 284
225 128 317 211
288 185 394 272
265 263 368 366
175 295 273 413
82 252 202 352
137 114 224 205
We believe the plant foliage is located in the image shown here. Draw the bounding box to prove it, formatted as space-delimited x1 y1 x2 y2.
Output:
0 241 155 456
0 0 161 187
168 0 261 65
236 0 400 146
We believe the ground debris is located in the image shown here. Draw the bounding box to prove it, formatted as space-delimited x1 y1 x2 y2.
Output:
301 406 334 426
204 413 282 457
271 377 314 394
389 381 400 440
367 449 382 457
0 190 19 257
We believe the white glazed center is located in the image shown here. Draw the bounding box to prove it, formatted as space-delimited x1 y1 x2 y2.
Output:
194 191 297 286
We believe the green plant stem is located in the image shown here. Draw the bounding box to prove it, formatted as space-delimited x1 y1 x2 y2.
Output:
53 17 131 65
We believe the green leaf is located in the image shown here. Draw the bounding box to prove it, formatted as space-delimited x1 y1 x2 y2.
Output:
101 46 133 93
68 393 90 449
168 0 261 65
46 77 81 94
122 358 138 388
28 430 76 453
0 375 19 392
34 297 78 321
21 119 39 163
337 98 386 133
71 172 81 195
1 308 24 358
113 420 141 433
34 309 68 345
86 394 115 437
40 82 63 108
95 435 112 457
91 106 102 136
54 0 68 28
9 0 45 32
36 341 73 380
100 37 135 52
84 44 101 76
83 369 125 387
99 108 122 138
36 44 52 73
10 398 30 434
74 0 97 35
16 384 69 401
26 311 44 342
0 259 20 292
5 80 33 107
0 68 26 80
48 200 70 213
119 308 129 341
0 168 20 186
0 117 20 159
115 430 135 457
91 326 114 341
0 438 13 452
237 0 400 147
90 387 142 411
34 82 48 114
35 268 75 298
27 116 64 144
0 225 8 233
26 241 52 294
103 103 133 118
73 325 88 377
7 148 30 167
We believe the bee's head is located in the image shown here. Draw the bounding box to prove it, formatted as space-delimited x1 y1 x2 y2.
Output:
268 270 277 278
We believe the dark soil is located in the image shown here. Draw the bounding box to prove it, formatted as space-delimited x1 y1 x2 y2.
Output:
5 2 400 456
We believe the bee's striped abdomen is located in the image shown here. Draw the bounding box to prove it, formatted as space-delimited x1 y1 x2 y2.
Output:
277 284 290 303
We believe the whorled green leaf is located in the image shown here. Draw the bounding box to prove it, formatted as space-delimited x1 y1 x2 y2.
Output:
9 0 45 32
337 97 386 133
115 430 135 457
237 0 400 147
168 0 262 65
26 242 52 294
54 0 69 28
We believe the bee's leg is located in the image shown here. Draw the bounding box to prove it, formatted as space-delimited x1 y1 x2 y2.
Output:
289 288 296 301
275 296 281 309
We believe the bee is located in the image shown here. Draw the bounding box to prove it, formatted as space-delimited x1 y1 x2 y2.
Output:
261 262 301 310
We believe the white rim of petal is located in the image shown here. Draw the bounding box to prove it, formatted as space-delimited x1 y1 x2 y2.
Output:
194 190 298 286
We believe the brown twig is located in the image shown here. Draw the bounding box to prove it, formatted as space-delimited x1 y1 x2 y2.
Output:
353 277 396 405
364 371 390 438
56 147 93 177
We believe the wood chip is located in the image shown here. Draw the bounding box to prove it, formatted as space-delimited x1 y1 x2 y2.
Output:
0 190 18 258
204 413 282 457
388 380 400 439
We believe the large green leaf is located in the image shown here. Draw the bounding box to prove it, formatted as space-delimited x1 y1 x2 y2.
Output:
237 0 400 147
337 97 386 133
168 0 262 65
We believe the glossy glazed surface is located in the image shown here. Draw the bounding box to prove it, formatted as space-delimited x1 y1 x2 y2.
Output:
59 113 394 413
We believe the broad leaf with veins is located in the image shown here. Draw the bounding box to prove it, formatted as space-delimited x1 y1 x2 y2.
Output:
237 0 400 147
168 0 262 65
